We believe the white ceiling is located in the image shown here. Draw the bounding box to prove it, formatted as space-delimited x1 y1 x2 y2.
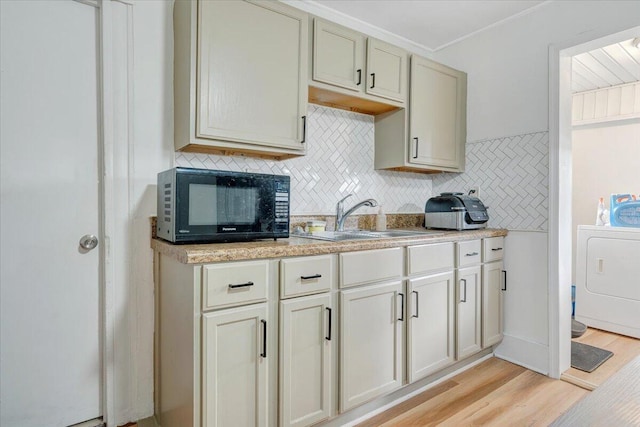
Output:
572 39 640 93
309 1 640 94
311 0 547 51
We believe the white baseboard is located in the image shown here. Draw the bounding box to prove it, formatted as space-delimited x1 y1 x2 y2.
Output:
494 334 549 375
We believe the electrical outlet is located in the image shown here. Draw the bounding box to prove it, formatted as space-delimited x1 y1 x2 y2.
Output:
469 186 479 197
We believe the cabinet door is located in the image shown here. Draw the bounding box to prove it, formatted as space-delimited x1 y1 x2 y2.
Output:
409 55 466 171
456 266 481 359
340 281 404 411
313 19 365 92
482 261 504 348
280 294 332 427
197 0 307 150
202 304 269 427
366 38 407 102
408 272 455 383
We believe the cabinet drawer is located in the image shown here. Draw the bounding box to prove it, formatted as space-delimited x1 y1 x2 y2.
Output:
280 255 334 298
202 260 269 310
483 237 505 262
407 242 455 276
340 247 403 288
456 240 481 267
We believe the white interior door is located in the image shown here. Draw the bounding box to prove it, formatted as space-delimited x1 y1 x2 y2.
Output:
0 1 102 426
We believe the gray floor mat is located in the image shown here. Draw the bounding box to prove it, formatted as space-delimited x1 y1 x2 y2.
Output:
571 341 613 373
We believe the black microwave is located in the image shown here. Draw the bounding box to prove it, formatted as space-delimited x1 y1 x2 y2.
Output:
157 167 290 243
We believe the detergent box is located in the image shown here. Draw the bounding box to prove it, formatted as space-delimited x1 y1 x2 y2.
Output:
610 194 640 228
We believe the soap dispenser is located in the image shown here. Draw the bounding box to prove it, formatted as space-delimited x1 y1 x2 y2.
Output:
375 206 387 231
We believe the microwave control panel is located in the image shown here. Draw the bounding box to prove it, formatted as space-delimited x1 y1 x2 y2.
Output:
274 177 290 232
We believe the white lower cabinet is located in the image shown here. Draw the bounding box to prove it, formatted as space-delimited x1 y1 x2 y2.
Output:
202 303 269 427
340 281 404 412
155 235 507 427
482 236 505 349
279 294 332 427
456 265 482 360
407 271 455 382
482 260 504 348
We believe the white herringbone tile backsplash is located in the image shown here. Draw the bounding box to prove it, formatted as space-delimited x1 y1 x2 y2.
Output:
433 132 549 231
176 105 433 215
175 105 549 230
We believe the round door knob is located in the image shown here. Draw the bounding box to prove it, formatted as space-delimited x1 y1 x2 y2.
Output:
79 234 99 250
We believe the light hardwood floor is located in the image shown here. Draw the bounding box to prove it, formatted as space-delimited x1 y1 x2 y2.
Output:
132 330 638 427
357 358 588 427
358 328 640 426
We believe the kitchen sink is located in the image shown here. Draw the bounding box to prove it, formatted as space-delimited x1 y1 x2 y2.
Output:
293 229 443 241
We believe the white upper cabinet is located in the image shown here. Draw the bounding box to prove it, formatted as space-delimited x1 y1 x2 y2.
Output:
366 38 407 102
174 0 308 159
409 55 467 171
374 55 467 173
311 19 407 112
313 20 365 92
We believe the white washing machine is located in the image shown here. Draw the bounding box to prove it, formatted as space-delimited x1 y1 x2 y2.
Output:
575 225 640 339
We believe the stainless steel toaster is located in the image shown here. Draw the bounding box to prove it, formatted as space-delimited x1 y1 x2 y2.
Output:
425 192 489 230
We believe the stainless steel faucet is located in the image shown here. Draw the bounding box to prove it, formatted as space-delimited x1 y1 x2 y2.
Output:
335 194 378 231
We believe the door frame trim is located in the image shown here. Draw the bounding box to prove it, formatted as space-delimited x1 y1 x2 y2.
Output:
98 0 115 424
98 0 135 425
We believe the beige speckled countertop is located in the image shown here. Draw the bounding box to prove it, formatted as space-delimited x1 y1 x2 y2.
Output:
151 228 508 264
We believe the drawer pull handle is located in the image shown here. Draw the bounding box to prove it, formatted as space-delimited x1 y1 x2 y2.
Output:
326 307 332 341
300 274 322 280
460 278 467 302
228 281 254 289
370 72 376 89
398 293 404 321
465 252 479 257
356 69 362 86
413 137 419 159
260 319 267 358
502 270 507 291
491 247 503 251
412 290 419 318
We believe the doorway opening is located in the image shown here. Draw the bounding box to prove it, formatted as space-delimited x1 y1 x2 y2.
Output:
549 25 640 379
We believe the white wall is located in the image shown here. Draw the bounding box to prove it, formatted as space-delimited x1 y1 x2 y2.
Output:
434 1 640 142
433 0 640 374
571 121 640 281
